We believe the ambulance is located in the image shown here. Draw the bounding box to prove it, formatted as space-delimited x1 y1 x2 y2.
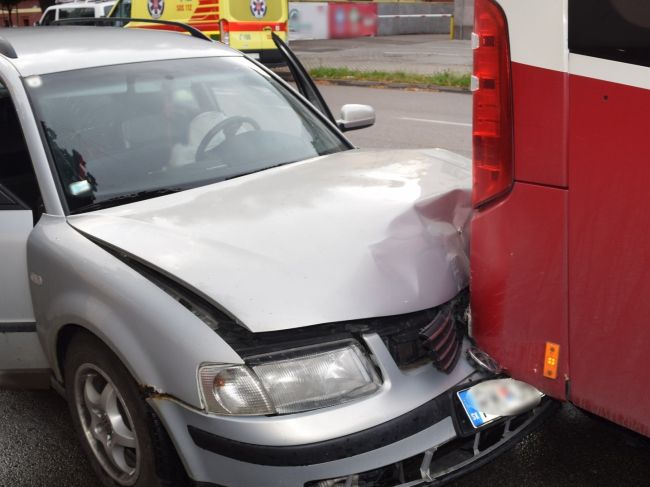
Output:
471 0 650 437
110 0 288 64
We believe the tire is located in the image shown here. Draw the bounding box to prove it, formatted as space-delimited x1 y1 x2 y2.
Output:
63 331 190 487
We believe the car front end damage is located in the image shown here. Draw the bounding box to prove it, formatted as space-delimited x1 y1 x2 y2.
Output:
142 293 555 487
51 148 556 486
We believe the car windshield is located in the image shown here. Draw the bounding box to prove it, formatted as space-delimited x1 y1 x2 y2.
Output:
26 56 350 213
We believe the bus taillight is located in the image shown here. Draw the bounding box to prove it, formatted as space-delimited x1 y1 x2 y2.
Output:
472 0 513 208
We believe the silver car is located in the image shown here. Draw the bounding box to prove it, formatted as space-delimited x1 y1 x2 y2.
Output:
0 26 553 487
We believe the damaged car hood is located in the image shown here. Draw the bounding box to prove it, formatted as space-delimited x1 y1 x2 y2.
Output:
67 148 471 333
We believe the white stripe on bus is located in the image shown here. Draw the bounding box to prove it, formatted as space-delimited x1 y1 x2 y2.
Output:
570 53 650 91
496 0 567 73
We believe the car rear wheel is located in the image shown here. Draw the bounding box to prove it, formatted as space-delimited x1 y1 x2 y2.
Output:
63 332 189 487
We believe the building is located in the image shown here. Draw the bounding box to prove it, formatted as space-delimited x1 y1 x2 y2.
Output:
1 1 42 27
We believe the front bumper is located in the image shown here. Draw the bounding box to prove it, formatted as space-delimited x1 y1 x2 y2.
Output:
149 336 556 487
184 396 556 487
305 397 557 487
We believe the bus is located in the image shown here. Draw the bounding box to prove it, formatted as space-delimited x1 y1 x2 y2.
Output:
470 0 650 437
110 0 288 64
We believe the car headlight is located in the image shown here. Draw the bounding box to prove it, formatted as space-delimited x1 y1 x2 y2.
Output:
198 340 382 415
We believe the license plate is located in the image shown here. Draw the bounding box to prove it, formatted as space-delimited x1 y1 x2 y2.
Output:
248 53 260 59
457 388 501 429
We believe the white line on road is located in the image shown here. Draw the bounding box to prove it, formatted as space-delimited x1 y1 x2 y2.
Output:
383 51 468 57
399 117 472 127
377 14 452 18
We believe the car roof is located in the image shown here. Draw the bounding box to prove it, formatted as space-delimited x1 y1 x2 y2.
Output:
46 2 115 9
0 27 238 77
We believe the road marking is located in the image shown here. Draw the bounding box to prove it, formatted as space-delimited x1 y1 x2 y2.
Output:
377 14 452 18
383 51 468 57
399 117 472 127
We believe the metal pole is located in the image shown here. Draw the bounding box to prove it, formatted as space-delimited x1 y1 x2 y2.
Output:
459 0 465 39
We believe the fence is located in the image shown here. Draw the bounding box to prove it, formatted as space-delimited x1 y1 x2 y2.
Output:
289 1 454 40
377 2 453 36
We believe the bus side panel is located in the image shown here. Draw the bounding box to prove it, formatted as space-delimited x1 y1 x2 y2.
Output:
126 0 221 37
512 62 568 188
471 183 568 400
568 73 650 437
188 0 220 36
498 0 566 74
223 0 287 52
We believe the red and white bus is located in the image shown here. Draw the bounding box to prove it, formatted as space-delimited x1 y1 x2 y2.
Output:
471 0 650 436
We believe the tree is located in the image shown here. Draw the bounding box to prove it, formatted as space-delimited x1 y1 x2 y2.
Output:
0 0 20 26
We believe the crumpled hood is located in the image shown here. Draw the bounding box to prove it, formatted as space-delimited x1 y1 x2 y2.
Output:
67 148 472 333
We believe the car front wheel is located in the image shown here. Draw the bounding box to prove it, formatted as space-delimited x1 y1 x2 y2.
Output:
63 332 189 487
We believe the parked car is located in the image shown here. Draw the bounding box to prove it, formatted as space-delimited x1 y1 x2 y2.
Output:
0 26 553 487
39 0 116 25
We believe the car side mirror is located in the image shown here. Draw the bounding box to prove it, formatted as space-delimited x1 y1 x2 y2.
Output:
337 104 375 132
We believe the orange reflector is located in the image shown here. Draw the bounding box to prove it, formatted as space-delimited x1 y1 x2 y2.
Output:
543 342 560 379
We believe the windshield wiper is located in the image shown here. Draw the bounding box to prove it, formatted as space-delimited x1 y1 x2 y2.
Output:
70 187 183 214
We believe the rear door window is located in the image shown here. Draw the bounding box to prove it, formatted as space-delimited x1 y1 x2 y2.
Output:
569 0 650 67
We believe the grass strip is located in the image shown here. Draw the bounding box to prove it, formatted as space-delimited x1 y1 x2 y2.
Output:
308 66 470 89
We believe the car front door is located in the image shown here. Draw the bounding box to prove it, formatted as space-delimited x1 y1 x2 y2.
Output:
272 32 336 123
272 33 375 133
0 79 49 388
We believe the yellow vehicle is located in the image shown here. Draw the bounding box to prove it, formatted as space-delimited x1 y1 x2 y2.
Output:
110 0 288 64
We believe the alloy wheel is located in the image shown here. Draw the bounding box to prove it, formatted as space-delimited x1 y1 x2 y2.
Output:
73 363 141 486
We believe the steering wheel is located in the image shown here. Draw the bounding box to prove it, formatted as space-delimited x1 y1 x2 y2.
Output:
195 116 261 162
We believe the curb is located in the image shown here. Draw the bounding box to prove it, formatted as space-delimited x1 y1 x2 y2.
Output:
312 77 471 94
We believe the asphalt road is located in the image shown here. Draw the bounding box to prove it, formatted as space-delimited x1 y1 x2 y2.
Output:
2 86 650 487
319 84 472 157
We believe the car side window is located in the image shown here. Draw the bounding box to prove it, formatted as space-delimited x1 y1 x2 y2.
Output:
40 9 56 25
0 82 43 217
112 0 131 18
60 7 95 19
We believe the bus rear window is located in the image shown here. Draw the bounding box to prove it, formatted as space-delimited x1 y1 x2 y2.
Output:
570 0 650 67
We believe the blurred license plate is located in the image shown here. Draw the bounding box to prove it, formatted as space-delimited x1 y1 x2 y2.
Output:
248 53 260 59
457 388 501 429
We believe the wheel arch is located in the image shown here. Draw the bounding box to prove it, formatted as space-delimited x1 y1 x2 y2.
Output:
28 218 242 408
55 323 100 387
